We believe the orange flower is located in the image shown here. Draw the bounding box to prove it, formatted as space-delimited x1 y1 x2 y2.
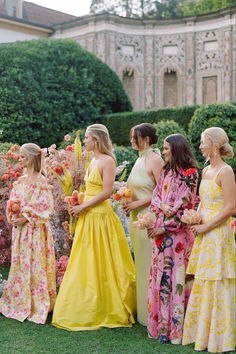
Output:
0 215 3 222
113 192 121 201
124 189 133 198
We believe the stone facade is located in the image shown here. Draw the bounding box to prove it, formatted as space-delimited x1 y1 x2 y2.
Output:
53 7 236 110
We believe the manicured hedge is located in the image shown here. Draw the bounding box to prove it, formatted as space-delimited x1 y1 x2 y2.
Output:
188 102 236 172
153 120 187 154
102 105 199 145
0 39 132 147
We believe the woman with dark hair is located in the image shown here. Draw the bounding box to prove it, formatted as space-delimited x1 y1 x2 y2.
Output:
147 134 198 344
123 123 164 325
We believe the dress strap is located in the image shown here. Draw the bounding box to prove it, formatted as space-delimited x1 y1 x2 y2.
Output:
213 166 229 182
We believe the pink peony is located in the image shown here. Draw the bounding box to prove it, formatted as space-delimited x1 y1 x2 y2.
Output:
64 134 71 142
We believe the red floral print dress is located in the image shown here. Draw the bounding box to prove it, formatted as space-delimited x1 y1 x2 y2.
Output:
147 168 198 343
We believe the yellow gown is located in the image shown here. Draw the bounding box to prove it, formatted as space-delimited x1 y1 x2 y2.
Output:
183 166 236 353
127 148 156 325
52 165 136 331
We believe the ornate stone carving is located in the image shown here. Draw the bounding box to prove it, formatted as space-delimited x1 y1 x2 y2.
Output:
116 34 144 63
196 30 224 71
155 34 185 69
122 65 136 109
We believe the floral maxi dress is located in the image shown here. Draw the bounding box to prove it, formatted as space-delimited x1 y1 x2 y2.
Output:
0 182 57 324
183 167 236 353
147 168 198 343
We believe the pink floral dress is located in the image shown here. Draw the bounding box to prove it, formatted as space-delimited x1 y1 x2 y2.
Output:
0 181 56 324
147 168 198 342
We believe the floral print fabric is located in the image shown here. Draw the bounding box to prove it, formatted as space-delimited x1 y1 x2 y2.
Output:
183 168 236 352
0 182 56 324
147 168 198 342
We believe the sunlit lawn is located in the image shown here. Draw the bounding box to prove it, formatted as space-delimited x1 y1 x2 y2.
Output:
0 267 235 354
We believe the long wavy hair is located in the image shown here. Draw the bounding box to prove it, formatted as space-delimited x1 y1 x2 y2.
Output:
20 143 42 173
87 124 116 163
164 134 198 175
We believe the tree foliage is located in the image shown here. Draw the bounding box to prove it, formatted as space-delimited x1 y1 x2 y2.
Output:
0 39 132 147
90 0 235 19
188 102 236 172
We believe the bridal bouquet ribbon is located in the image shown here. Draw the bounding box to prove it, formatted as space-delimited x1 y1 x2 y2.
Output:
181 209 201 225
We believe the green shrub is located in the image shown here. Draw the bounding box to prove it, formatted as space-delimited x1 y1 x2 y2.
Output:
102 105 199 146
0 39 131 148
153 120 188 155
0 142 14 154
188 103 236 171
113 145 138 179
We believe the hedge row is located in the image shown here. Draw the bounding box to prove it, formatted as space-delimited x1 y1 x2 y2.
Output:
102 105 199 145
102 103 236 146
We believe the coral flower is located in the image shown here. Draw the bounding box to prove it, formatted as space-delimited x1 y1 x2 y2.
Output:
66 145 73 152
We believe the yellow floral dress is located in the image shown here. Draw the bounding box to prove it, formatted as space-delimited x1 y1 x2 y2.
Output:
52 165 136 330
183 167 236 353
0 182 56 324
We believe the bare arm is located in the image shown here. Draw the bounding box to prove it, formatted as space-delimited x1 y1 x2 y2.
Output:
192 167 236 234
70 157 116 215
123 152 164 213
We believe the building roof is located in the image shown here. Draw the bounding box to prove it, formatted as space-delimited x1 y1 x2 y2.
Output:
0 1 77 27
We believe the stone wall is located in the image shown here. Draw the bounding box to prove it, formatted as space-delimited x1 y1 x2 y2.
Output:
52 7 236 110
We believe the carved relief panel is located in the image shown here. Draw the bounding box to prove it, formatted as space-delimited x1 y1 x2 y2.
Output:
155 34 185 69
196 30 224 71
116 34 144 64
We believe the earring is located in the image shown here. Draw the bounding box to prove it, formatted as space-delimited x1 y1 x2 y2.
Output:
144 142 147 149
214 148 217 157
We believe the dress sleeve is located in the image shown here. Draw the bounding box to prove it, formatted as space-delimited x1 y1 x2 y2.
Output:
149 171 164 213
156 170 198 233
21 184 54 226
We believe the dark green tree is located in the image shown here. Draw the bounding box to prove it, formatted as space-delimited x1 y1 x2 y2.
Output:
0 39 132 147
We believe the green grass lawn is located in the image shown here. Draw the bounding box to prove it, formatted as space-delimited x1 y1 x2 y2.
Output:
0 267 234 354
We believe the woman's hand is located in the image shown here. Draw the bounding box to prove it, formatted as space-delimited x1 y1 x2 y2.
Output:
160 203 176 217
147 227 165 239
69 204 84 217
190 223 208 236
11 216 27 226
122 201 140 214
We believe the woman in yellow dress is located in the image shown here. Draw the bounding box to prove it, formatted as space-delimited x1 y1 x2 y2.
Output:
123 123 164 325
52 124 136 331
183 127 236 353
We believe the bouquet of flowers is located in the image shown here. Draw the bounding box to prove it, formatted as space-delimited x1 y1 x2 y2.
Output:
7 199 21 220
65 190 85 206
113 187 133 205
181 209 201 225
133 212 155 230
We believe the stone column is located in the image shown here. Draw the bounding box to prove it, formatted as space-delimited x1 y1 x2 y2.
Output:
185 22 195 106
96 32 106 62
107 33 116 71
233 24 236 102
223 19 231 102
144 36 154 109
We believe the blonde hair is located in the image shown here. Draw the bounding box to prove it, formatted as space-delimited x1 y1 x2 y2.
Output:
86 124 116 163
202 127 234 158
20 143 42 172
